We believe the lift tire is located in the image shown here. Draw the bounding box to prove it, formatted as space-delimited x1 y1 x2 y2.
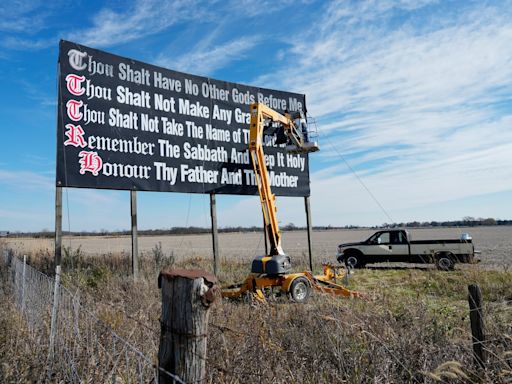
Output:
435 253 455 271
289 277 311 303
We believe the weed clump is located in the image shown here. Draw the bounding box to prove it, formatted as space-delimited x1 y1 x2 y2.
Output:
151 241 175 271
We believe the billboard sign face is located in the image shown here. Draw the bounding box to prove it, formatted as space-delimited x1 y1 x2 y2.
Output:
57 40 310 196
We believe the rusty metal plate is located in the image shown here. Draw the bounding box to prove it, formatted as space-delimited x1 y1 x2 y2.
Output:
159 268 217 285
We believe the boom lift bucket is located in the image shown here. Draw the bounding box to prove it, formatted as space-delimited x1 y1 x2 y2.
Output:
286 141 319 154
284 110 320 154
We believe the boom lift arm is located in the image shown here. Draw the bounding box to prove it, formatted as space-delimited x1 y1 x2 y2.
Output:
221 103 360 302
249 102 318 274
249 103 312 257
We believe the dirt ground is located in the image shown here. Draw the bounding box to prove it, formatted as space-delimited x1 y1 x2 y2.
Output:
4 226 511 267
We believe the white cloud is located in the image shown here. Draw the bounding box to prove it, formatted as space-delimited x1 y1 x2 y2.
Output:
0 0 49 33
0 167 131 231
156 36 260 76
319 0 439 33
227 0 303 17
250 2 512 223
0 1 60 49
0 169 53 190
1 36 54 50
67 0 203 47
0 209 43 220
16 78 57 107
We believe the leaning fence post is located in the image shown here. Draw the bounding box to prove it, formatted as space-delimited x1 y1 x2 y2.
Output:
468 284 486 370
5 249 14 284
158 268 219 384
73 291 80 339
49 265 62 360
21 255 27 312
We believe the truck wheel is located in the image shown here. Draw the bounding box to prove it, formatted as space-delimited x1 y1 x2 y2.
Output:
435 254 455 271
345 253 365 269
289 277 311 303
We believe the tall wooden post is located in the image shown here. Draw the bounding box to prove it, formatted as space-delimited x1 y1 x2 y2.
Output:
468 284 486 370
209 193 219 276
304 196 313 271
158 269 218 384
130 190 139 279
55 186 63 267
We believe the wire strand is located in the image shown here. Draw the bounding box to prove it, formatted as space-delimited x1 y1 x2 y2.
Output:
316 121 395 225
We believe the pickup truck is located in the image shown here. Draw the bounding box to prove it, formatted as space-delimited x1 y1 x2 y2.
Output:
336 229 476 270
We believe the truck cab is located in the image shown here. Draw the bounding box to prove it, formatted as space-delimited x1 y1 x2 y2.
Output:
339 230 410 267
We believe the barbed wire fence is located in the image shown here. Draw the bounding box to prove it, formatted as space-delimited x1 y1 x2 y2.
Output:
2 249 184 384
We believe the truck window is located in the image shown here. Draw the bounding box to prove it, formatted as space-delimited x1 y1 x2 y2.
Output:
367 233 380 244
377 232 390 244
390 231 407 244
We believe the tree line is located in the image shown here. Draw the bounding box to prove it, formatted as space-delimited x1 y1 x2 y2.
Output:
378 217 512 229
5 217 511 238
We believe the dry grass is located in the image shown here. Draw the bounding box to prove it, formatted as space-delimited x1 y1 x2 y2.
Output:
0 261 51 383
1 236 511 383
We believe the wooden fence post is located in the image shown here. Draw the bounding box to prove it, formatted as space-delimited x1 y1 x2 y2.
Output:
49 265 62 361
21 255 27 312
468 284 486 370
158 269 218 384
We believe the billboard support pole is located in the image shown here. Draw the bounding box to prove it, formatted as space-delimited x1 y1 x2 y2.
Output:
130 190 139 280
209 193 219 276
55 186 62 268
304 196 313 271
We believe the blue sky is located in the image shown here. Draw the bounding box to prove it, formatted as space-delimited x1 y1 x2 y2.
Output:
1 0 512 232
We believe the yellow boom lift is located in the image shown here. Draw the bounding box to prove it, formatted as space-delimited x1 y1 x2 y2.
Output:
221 103 360 302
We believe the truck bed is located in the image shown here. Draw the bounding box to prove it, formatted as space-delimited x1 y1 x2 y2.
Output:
410 239 472 244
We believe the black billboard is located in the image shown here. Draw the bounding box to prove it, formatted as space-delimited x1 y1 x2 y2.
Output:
57 40 310 196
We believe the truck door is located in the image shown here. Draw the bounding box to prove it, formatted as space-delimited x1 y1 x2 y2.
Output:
388 231 409 261
363 231 393 262
364 231 409 262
